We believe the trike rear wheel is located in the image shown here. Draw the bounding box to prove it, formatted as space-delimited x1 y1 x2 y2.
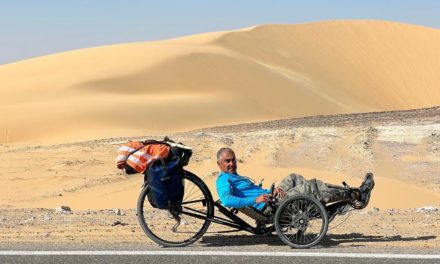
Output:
274 195 328 248
137 170 214 247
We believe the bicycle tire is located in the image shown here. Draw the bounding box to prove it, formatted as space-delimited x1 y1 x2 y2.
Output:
274 195 328 248
137 170 214 247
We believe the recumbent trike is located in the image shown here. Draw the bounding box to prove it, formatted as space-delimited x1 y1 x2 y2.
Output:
137 170 366 248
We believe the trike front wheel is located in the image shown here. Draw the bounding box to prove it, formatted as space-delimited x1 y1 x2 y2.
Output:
274 195 328 248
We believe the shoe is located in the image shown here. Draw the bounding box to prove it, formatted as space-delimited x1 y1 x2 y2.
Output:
352 172 375 209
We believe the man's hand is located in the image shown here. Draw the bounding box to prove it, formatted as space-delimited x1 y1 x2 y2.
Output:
255 194 271 204
273 187 286 198
256 187 286 204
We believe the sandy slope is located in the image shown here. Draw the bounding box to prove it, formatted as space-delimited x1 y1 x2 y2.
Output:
1 114 440 248
1 108 439 248
1 107 440 210
1 20 440 143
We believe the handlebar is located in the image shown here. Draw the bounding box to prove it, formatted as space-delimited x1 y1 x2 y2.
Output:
270 183 275 195
268 183 277 206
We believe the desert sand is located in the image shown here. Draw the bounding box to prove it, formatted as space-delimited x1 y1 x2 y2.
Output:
1 20 440 143
1 107 439 210
1 20 440 248
1 107 440 248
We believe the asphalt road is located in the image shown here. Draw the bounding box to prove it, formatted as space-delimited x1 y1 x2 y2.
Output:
1 243 439 264
1 255 438 264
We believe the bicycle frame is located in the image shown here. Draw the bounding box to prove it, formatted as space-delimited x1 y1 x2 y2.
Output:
178 200 270 234
179 198 351 235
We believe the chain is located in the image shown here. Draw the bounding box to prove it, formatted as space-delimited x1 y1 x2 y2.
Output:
328 207 354 231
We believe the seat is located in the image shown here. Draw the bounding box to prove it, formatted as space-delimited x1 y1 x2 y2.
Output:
237 206 270 222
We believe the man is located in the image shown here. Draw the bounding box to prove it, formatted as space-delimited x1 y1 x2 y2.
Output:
215 147 374 213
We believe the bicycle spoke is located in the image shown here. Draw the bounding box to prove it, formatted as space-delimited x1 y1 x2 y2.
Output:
276 196 328 248
138 172 213 247
183 182 197 201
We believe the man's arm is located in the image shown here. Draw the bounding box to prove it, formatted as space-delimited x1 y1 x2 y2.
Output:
216 177 257 208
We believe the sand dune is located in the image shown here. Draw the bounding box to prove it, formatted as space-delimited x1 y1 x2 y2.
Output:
1 20 440 143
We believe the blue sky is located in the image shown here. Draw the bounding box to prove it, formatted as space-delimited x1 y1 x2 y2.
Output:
1 0 439 65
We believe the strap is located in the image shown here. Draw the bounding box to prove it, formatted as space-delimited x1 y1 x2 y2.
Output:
125 144 145 160
127 139 169 161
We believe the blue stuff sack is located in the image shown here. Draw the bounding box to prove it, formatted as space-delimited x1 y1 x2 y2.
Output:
146 159 184 209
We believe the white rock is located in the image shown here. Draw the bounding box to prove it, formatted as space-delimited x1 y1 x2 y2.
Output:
44 214 52 221
56 206 72 214
368 207 380 213
415 206 438 212
114 209 125 216
25 216 36 222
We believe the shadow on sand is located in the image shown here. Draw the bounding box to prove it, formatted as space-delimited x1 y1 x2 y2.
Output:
200 232 436 248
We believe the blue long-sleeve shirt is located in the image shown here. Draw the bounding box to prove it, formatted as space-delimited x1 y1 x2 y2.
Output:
216 172 270 211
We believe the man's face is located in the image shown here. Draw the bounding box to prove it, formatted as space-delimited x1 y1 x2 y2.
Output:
218 151 237 174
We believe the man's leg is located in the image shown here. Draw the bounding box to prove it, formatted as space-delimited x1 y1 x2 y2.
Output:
312 180 353 204
315 173 375 207
277 173 310 197
278 173 323 199
277 173 354 204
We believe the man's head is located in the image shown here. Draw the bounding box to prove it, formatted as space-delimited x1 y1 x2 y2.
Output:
217 147 237 174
